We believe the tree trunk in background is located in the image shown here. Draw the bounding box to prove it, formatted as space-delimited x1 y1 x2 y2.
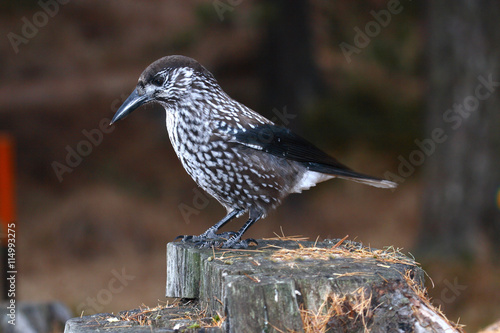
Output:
419 1 500 258
259 0 323 131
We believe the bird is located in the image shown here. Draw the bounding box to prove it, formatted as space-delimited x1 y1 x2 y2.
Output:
110 55 397 249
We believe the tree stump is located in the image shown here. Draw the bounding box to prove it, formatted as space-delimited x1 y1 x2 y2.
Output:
65 238 462 332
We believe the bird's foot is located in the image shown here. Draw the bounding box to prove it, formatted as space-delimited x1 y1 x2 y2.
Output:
175 230 238 245
192 237 257 249
175 233 257 249
174 234 203 243
219 237 258 249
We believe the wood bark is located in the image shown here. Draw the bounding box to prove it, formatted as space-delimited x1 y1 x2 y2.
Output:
65 240 461 332
419 1 500 258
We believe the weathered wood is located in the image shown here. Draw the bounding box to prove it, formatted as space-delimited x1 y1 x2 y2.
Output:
165 243 201 298
165 239 432 332
224 275 304 332
65 239 461 332
64 306 224 333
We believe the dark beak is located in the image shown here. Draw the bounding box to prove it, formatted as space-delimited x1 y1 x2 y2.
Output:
110 89 150 125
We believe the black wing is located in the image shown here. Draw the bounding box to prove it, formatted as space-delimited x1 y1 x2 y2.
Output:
233 124 383 182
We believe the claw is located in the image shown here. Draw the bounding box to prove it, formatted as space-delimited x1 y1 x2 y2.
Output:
245 238 258 246
221 237 258 249
175 235 202 243
202 229 218 239
216 231 238 239
198 241 217 249
174 232 256 249
175 231 239 244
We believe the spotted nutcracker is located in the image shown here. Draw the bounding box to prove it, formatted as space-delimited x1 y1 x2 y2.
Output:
111 55 397 249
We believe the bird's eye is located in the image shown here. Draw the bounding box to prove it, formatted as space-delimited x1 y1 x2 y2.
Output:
152 75 164 87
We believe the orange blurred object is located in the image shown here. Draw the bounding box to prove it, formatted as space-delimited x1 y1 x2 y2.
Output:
0 133 15 239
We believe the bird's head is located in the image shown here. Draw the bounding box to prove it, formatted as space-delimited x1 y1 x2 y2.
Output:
110 55 214 124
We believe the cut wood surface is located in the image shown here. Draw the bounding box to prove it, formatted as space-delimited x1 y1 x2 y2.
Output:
65 238 463 332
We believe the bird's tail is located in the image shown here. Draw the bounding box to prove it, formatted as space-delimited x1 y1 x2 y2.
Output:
335 174 397 189
306 163 398 189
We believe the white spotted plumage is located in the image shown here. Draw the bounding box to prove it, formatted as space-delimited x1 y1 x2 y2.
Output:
111 55 397 248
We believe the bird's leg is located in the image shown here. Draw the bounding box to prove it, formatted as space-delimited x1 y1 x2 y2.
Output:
198 209 241 239
220 214 262 249
176 209 242 243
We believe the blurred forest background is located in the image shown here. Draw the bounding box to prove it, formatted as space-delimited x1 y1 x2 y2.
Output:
1 0 499 331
